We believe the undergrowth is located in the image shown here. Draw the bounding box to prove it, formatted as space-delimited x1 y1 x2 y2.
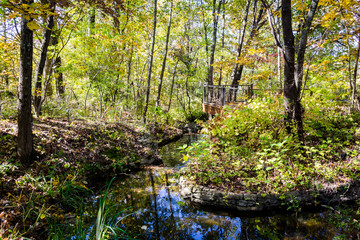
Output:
0 119 155 239
182 95 360 194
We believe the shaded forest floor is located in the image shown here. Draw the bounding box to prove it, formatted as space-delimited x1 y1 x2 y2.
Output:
0 117 182 239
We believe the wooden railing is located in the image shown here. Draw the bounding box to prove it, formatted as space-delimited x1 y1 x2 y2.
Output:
203 83 254 107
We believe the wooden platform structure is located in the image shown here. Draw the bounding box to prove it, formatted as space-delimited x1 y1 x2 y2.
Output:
203 83 253 115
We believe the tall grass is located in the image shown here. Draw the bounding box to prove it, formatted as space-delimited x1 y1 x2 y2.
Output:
48 177 136 239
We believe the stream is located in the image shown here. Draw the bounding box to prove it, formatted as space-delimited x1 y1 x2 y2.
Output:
81 135 359 240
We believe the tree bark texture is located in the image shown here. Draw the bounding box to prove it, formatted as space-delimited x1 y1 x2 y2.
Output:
55 56 65 98
282 0 319 139
143 0 157 123
18 0 34 166
281 0 296 133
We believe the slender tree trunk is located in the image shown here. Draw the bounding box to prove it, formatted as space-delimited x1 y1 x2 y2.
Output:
342 19 354 108
143 0 158 123
277 46 282 88
33 0 55 117
127 44 134 104
207 0 223 85
89 7 96 35
201 1 210 66
218 2 226 86
167 59 179 112
352 35 360 109
156 0 173 108
275 0 282 89
55 56 65 98
230 0 251 87
44 55 53 97
18 0 34 166
185 75 191 116
294 0 319 139
295 0 319 99
2 13 9 87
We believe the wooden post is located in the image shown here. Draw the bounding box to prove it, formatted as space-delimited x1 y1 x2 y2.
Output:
203 83 207 103
249 84 253 99
221 86 225 106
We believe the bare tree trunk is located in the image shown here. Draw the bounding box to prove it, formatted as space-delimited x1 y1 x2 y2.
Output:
89 7 96 35
18 0 34 166
294 0 319 139
295 0 319 100
277 46 282 88
2 13 9 88
55 56 65 98
230 0 251 87
352 34 360 109
282 0 319 139
201 1 210 67
156 0 173 108
33 0 55 117
282 0 296 133
275 0 282 89
218 2 226 86
143 0 157 123
126 44 134 104
207 0 223 85
167 59 179 112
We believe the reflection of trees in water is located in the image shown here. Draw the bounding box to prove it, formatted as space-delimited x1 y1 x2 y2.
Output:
239 214 337 240
160 134 202 167
84 169 243 239
82 169 356 239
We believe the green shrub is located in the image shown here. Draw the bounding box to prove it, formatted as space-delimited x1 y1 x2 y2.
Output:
183 95 360 194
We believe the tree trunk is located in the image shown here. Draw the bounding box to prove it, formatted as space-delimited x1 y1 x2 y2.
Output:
143 0 157 123
55 56 65 98
167 59 179 112
352 34 360 109
156 0 173 108
282 0 319 139
294 0 319 139
33 0 55 117
201 1 210 67
2 13 9 88
277 46 282 89
18 0 34 166
281 0 296 133
231 0 265 87
230 0 251 87
126 44 134 105
89 7 96 35
207 0 223 85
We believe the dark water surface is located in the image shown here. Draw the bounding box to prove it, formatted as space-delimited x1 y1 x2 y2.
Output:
84 135 360 239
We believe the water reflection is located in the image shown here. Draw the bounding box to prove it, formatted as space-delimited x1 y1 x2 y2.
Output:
82 168 360 240
159 134 202 167
86 169 243 240
79 135 359 239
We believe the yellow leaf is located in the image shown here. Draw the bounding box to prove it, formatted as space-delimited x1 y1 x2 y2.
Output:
27 21 40 31
40 213 46 219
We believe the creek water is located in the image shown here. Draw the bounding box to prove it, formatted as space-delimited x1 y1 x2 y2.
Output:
83 135 359 240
